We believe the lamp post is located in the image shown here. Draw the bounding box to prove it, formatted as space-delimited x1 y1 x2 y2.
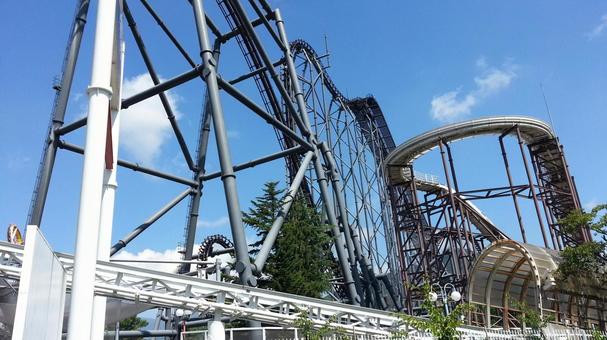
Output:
428 283 461 314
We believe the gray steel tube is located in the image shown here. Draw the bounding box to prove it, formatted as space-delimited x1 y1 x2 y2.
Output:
253 151 314 273
202 145 305 181
102 329 177 338
320 142 387 309
58 141 197 187
123 2 195 171
110 188 193 255
28 0 90 226
216 77 313 150
274 9 360 305
121 65 203 109
226 0 309 137
180 43 220 274
191 0 256 287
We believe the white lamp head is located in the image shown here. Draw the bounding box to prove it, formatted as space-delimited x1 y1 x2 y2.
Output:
450 290 461 302
428 291 438 302
175 309 184 317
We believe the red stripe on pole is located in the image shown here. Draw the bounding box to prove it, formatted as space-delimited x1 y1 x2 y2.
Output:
104 106 113 170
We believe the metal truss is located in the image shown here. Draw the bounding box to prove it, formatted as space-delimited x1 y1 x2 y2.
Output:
24 0 410 327
0 242 401 336
384 117 585 313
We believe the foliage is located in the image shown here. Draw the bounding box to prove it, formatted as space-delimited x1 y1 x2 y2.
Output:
393 282 473 340
107 316 149 340
556 205 607 284
244 182 333 298
293 310 348 340
243 181 285 256
509 299 553 338
592 329 607 340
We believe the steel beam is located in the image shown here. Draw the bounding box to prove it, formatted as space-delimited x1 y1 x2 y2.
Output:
191 0 255 287
123 1 196 171
274 9 359 305
58 141 197 187
28 0 91 226
110 188 194 255
201 145 306 181
252 151 314 273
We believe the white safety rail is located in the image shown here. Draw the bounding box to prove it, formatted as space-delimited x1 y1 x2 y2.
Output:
182 326 607 340
0 242 402 336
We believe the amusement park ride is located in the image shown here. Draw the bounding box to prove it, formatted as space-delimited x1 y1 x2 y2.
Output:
0 0 602 338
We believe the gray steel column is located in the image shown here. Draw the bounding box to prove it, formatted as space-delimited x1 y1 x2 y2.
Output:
111 188 193 256
274 9 360 305
123 2 195 171
253 151 315 273
180 43 219 274
499 135 527 243
28 0 90 226
320 142 387 309
190 0 255 286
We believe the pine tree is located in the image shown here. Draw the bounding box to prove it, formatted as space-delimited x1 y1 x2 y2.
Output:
242 181 284 255
243 182 332 298
267 197 332 298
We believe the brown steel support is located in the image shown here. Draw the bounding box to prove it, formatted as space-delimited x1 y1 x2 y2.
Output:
515 128 549 248
409 167 430 274
499 135 528 243
530 151 565 249
445 143 475 262
438 140 467 279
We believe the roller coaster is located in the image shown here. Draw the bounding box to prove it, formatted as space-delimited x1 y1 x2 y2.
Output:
2 0 601 337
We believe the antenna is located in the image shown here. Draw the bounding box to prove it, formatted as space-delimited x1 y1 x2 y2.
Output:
324 34 331 69
540 82 557 134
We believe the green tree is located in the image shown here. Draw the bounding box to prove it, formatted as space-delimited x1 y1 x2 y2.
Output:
556 204 607 283
509 299 553 339
293 310 348 340
107 316 149 340
244 182 333 298
393 282 473 340
243 181 284 256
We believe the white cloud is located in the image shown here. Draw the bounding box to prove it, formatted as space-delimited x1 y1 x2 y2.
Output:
113 247 181 273
430 91 477 122
119 73 182 165
227 130 241 139
197 216 230 228
474 67 516 95
430 60 517 122
587 14 607 40
4 153 31 171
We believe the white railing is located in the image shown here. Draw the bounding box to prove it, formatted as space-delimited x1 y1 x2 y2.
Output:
401 168 439 185
181 326 607 340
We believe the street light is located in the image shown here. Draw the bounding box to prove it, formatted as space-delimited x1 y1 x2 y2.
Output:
429 283 461 314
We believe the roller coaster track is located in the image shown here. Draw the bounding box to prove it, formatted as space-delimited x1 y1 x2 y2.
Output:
383 116 585 311
0 242 401 335
215 0 405 309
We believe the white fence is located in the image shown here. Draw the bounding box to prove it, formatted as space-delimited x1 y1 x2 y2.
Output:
181 326 607 339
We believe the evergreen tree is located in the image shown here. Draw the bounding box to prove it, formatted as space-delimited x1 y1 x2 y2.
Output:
242 181 284 255
106 316 149 340
243 182 333 298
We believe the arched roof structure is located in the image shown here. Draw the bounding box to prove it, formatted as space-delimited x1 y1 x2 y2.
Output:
467 240 607 329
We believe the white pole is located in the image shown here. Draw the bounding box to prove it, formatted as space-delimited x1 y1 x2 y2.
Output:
91 4 124 338
67 0 118 338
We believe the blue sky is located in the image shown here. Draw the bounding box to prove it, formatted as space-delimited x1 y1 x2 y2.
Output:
0 1 606 261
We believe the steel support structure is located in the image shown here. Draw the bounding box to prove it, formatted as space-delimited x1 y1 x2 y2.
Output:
25 0 409 327
387 120 585 313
